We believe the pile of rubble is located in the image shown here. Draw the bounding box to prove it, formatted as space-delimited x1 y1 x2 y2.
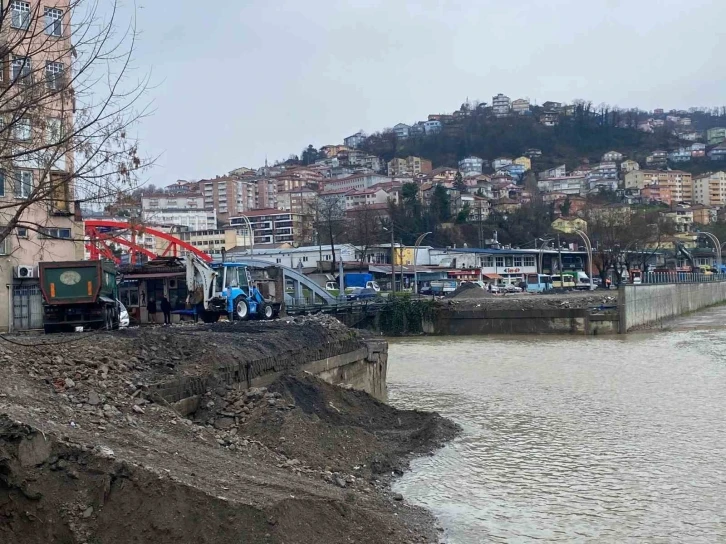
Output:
0 318 456 544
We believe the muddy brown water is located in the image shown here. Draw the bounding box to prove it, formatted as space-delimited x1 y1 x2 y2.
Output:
388 306 726 543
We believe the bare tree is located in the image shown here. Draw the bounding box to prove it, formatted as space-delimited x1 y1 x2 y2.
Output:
347 204 384 271
312 195 347 272
0 0 150 251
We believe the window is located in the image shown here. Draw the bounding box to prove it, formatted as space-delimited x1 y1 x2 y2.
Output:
45 7 63 36
10 1 31 30
505 256 513 267
14 170 32 198
0 234 8 255
11 56 31 83
16 227 28 238
46 118 62 144
13 118 30 141
302 256 308 262
39 227 71 239
276 258 281 263
481 256 494 267
0 171 4 197
495 256 504 268
524 256 536 267
46 61 64 90
514 256 523 267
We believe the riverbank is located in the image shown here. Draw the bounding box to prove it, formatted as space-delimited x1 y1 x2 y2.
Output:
0 319 458 544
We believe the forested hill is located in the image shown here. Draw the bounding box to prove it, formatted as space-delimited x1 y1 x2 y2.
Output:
358 104 726 172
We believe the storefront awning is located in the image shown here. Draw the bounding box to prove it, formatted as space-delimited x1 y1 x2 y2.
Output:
483 273 502 279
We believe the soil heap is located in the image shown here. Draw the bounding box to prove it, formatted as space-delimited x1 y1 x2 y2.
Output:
0 317 458 544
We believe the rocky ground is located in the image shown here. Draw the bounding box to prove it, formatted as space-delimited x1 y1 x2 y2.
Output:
448 286 619 311
0 317 458 544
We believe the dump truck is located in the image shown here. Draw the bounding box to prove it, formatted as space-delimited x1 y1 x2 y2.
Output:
39 260 120 333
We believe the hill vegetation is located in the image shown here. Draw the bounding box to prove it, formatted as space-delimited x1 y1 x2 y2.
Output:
360 102 726 173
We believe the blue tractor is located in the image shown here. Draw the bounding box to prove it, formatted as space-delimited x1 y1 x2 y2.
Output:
186 254 276 323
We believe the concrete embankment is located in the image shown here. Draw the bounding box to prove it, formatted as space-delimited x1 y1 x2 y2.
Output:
0 318 456 544
620 281 726 331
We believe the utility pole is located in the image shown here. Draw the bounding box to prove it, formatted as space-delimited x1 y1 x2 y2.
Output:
399 243 404 291
390 224 396 293
557 233 564 275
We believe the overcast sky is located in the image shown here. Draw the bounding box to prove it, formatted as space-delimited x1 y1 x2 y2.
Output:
122 0 725 184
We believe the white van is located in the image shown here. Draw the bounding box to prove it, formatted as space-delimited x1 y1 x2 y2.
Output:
574 271 593 290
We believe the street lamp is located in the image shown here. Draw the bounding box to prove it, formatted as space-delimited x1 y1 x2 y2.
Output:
698 231 722 271
537 237 553 274
413 232 432 294
572 229 595 290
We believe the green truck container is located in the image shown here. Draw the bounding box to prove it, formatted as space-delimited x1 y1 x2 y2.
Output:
39 260 120 333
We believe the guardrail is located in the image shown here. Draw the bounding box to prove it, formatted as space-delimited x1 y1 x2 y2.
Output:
641 272 726 284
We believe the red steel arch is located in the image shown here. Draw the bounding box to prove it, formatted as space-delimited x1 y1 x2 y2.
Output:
85 220 213 264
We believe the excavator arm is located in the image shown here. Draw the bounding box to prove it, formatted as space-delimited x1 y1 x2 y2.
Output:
186 254 218 308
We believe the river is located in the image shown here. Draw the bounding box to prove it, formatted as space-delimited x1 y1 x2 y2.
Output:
388 306 726 543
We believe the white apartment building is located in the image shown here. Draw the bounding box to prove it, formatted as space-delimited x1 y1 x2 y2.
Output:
142 194 217 230
537 176 586 196
693 171 726 206
492 94 511 117
458 156 485 177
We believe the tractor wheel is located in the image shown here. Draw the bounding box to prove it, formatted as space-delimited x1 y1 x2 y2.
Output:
234 296 249 321
260 303 274 320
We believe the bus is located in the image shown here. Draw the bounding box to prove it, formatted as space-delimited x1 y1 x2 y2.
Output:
551 273 576 289
526 274 552 293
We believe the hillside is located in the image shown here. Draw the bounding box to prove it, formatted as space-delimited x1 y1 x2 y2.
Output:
359 104 726 172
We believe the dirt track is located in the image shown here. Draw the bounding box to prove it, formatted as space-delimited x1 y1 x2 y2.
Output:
0 318 457 544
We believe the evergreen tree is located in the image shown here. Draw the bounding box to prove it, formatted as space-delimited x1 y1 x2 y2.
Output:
453 171 467 192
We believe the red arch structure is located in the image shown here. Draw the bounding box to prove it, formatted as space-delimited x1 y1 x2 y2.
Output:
85 220 213 264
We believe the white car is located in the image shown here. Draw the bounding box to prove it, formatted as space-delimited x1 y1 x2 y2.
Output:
503 284 523 293
118 301 130 328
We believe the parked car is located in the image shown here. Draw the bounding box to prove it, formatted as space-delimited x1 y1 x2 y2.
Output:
503 284 523 293
346 287 378 301
117 301 130 328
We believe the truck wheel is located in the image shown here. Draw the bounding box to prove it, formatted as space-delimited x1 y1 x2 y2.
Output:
234 296 249 321
260 303 274 320
44 324 58 334
201 311 220 324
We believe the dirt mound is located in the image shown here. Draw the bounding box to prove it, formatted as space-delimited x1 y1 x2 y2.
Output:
0 319 456 544
202 375 458 479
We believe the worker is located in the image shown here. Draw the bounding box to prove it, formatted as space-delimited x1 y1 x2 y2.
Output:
147 297 156 324
160 296 172 325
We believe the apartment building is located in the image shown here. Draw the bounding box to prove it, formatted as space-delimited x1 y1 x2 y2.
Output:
0 0 88 331
255 178 277 209
706 127 726 146
323 173 389 192
492 94 511 117
511 98 530 115
276 186 317 215
392 123 410 139
693 171 726 206
344 132 366 148
198 176 256 224
229 210 307 246
141 194 217 230
624 170 693 203
513 156 532 171
602 150 624 162
387 156 432 176
458 156 485 177
537 176 586 196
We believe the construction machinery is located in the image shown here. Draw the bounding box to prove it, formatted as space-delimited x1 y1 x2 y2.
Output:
39 260 120 333
186 254 278 323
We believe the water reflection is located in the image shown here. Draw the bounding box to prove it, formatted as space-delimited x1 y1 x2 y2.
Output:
389 307 726 543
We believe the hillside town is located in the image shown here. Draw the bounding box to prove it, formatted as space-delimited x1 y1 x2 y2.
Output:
5 80 726 332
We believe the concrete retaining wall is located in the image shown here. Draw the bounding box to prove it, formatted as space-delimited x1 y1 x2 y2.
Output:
424 308 619 335
155 338 388 415
620 282 726 331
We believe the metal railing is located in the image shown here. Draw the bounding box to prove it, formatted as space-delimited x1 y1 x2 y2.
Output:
641 272 726 285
